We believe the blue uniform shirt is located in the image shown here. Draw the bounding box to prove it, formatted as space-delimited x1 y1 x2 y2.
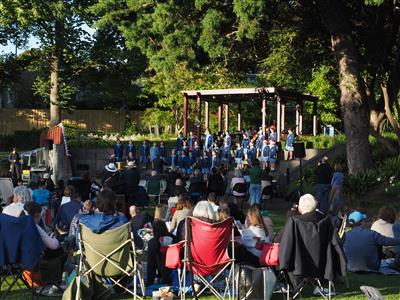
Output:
126 144 136 157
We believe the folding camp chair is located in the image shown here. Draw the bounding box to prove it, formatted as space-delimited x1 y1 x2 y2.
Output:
171 216 236 299
146 179 162 204
0 214 45 299
76 223 145 300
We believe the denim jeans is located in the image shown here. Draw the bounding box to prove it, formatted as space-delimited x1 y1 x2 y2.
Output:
315 184 331 213
249 184 261 205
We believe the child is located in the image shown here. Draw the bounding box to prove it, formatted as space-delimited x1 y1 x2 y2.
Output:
188 131 197 149
139 140 150 169
211 151 221 169
260 140 270 169
268 140 279 172
181 140 188 155
224 130 232 148
176 133 184 155
126 140 136 159
248 141 257 163
221 140 231 170
167 149 178 169
150 142 159 169
234 142 244 169
191 141 201 162
285 128 295 160
200 151 211 175
179 151 190 174
159 141 167 160
269 127 277 142
204 129 214 152
114 138 123 162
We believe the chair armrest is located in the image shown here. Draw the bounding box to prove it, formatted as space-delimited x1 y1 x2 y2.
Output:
165 241 185 269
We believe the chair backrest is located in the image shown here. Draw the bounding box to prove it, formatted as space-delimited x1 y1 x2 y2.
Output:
147 179 161 195
233 182 247 194
79 223 134 277
0 178 14 203
0 214 45 270
186 216 233 276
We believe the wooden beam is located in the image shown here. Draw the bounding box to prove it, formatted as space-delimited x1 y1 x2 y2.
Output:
183 93 188 138
299 101 303 134
281 100 286 132
196 93 202 140
262 95 266 135
218 102 222 132
237 103 242 131
224 103 229 131
313 101 317 136
276 96 281 142
204 100 209 130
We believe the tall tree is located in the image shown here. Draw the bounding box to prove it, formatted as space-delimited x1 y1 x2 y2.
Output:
0 0 93 125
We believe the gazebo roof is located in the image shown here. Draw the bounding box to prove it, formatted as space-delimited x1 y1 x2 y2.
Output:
181 87 317 102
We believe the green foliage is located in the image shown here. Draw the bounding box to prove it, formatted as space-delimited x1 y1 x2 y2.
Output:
298 134 346 149
233 0 266 39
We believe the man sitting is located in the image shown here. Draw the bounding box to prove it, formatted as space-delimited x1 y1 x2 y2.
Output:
344 211 400 273
53 192 83 233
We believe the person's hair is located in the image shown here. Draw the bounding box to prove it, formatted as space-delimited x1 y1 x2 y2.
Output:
57 179 65 188
377 206 397 224
82 172 91 182
83 200 93 212
13 185 31 204
152 219 169 238
192 201 216 222
218 199 228 208
234 169 242 177
71 192 82 202
45 179 55 192
210 167 217 175
298 194 317 214
38 180 46 188
24 201 41 216
154 204 166 220
207 192 217 203
247 206 268 233
334 163 343 172
96 189 116 214
64 185 75 197
217 207 230 222
115 195 126 214
176 194 191 210
193 169 201 177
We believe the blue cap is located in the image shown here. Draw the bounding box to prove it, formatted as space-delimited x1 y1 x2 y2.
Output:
348 211 367 223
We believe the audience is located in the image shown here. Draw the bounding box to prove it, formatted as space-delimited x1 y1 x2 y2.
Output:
3 185 31 217
344 211 400 273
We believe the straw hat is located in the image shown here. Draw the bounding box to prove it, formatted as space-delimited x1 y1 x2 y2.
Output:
105 163 117 172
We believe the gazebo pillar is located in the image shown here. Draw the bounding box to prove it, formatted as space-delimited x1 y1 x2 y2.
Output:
281 100 286 132
224 103 229 131
204 100 209 130
196 92 202 139
312 101 317 136
299 101 303 134
295 101 300 135
237 103 242 131
276 96 281 142
217 102 222 132
262 95 266 134
183 93 188 138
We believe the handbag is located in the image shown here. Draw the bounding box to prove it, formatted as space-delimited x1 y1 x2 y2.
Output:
259 242 279 266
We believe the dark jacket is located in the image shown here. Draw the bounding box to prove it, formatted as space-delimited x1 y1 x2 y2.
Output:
279 214 346 281
53 200 83 232
208 174 225 196
315 163 333 185
124 167 140 194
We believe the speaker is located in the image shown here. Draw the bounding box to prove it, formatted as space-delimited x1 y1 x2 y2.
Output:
294 142 306 158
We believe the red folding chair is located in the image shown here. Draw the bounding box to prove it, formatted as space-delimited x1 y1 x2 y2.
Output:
167 216 236 299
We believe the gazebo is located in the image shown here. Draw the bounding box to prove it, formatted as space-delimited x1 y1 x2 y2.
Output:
181 87 318 142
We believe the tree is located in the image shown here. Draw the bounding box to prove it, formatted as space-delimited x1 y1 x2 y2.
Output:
0 0 93 125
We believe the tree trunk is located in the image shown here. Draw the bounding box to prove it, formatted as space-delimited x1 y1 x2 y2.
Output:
50 19 64 126
317 0 372 173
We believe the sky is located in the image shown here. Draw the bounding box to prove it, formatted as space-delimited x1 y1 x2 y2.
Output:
0 24 96 55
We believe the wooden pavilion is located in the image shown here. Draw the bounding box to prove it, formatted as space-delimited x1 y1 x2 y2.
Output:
181 87 318 142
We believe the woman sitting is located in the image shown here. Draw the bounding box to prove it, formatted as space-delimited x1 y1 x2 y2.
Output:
169 195 192 233
192 200 216 223
231 169 246 198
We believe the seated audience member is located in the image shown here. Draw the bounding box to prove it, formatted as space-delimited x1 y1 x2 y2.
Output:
60 185 75 206
146 220 177 286
24 201 59 250
371 206 397 238
53 192 83 233
165 168 180 196
170 195 192 233
188 169 205 198
174 178 187 195
231 169 246 197
216 206 231 222
68 200 94 237
79 189 127 233
192 200 216 223
167 187 183 209
129 205 153 233
207 168 225 197
115 195 127 218
3 185 31 217
240 206 269 258
296 193 325 222
32 180 52 207
344 211 400 272
219 200 246 224
207 192 219 213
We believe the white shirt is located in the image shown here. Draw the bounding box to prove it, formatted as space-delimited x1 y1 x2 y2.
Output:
36 225 59 250
60 196 71 206
209 203 219 213
371 219 394 238
2 202 26 218
240 225 269 257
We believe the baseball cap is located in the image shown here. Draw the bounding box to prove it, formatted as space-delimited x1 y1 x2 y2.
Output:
348 211 367 223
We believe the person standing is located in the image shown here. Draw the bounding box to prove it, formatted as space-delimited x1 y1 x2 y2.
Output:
124 161 141 206
204 128 214 152
176 133 184 155
126 140 136 160
285 129 295 160
248 159 262 205
8 147 20 182
314 157 333 213
329 163 344 215
114 139 123 162
150 142 159 170
139 140 150 169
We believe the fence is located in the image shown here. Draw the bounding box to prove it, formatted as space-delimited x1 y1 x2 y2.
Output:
0 108 143 135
